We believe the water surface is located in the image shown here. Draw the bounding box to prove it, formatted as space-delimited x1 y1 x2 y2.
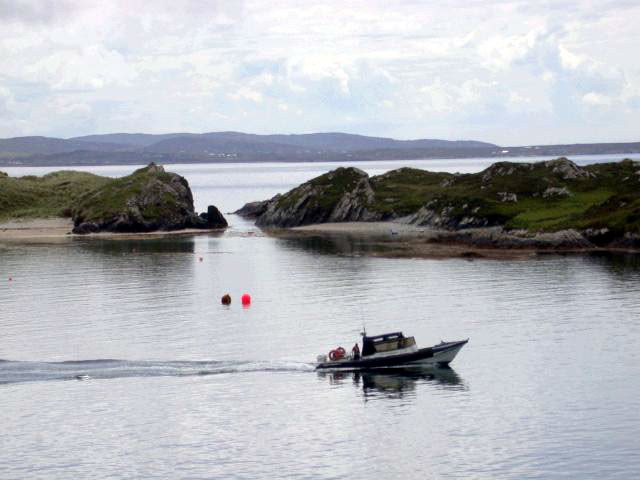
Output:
2 157 640 478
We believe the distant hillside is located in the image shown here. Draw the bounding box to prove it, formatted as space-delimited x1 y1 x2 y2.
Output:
71 133 191 148
0 136 130 155
69 131 497 152
0 131 638 167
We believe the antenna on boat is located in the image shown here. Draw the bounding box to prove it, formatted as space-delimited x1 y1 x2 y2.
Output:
357 303 366 338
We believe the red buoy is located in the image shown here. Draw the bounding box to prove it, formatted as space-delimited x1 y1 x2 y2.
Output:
241 293 251 306
199 257 203 262
8 277 12 282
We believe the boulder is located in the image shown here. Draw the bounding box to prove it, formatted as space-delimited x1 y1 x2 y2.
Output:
0 171 7 178
497 192 518 202
71 221 100 234
543 157 591 180
201 205 228 228
542 186 571 198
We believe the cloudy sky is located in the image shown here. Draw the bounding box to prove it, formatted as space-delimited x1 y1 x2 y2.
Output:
0 0 639 145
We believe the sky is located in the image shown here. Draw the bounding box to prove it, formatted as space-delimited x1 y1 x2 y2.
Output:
0 0 639 145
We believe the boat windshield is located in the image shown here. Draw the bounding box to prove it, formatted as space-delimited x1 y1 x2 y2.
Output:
362 332 404 357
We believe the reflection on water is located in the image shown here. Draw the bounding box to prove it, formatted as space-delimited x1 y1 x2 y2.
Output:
76 236 198 255
278 233 401 257
317 366 466 400
587 251 640 276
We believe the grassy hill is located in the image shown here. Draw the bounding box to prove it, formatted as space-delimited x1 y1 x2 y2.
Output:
369 158 640 234
0 164 219 233
244 158 640 239
0 170 109 221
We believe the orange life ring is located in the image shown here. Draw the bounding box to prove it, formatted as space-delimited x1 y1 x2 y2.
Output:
329 347 346 361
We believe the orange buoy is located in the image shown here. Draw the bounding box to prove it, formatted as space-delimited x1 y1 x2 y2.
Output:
241 293 251 306
221 294 231 305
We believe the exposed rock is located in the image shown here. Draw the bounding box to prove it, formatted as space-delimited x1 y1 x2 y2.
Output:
0 171 7 178
200 205 228 228
72 163 219 234
432 227 593 250
542 186 571 198
583 228 616 247
398 206 489 229
498 192 518 202
481 163 520 183
440 177 455 187
72 221 100 234
529 229 593 248
609 232 640 249
255 167 380 228
234 198 276 218
543 157 591 180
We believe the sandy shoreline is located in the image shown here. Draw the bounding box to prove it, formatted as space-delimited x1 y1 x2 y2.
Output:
0 217 223 243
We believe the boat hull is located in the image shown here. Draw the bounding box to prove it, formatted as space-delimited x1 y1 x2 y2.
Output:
316 339 468 370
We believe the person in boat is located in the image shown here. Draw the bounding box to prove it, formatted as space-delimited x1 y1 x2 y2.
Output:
352 343 360 360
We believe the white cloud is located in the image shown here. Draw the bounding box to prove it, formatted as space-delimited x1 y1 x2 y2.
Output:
0 0 639 144
582 92 613 107
24 45 136 91
228 87 264 104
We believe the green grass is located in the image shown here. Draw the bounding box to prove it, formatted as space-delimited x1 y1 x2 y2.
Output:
504 190 614 231
0 163 184 225
370 168 451 216
0 171 109 221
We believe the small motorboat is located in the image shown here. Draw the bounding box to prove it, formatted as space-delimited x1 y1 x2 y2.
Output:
316 331 468 370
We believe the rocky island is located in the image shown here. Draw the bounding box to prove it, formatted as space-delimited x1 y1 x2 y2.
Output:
237 158 640 251
0 163 227 236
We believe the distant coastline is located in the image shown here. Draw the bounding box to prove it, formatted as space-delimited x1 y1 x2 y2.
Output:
1 131 638 168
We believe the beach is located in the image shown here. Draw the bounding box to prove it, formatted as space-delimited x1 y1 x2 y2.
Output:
0 217 221 243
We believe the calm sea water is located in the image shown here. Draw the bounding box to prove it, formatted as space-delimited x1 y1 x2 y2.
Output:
2 155 640 479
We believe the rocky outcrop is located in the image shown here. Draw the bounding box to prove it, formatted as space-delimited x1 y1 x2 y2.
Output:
543 157 593 179
429 227 594 250
237 158 640 250
72 163 226 234
0 171 7 178
542 186 571 198
234 198 275 219
398 205 489 229
253 167 381 228
497 192 518 202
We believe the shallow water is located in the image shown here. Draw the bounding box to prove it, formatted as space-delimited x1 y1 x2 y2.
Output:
2 156 640 478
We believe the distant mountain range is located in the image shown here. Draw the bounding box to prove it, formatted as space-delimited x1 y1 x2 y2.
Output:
0 131 638 167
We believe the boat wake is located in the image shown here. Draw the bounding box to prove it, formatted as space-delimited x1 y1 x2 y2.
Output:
0 358 315 385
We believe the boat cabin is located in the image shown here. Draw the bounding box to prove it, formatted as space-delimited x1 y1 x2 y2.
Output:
361 332 416 357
